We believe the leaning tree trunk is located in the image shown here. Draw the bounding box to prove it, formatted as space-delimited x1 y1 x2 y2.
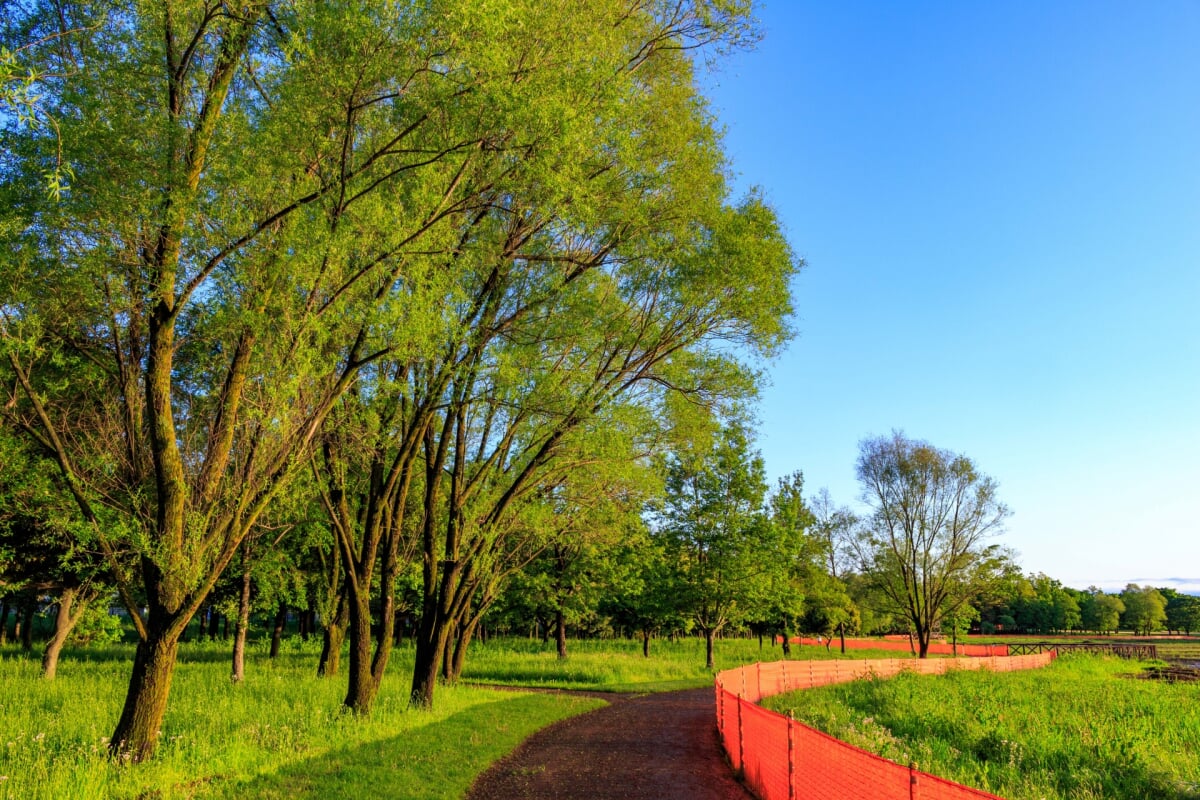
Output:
231 569 252 683
110 609 185 762
42 586 90 679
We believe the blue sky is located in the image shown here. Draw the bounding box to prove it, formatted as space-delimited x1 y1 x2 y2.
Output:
702 1 1200 591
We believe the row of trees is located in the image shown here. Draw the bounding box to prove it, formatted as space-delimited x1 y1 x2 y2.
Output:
979 577 1200 637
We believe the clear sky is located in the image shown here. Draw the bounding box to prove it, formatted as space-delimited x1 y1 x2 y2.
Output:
702 1 1200 592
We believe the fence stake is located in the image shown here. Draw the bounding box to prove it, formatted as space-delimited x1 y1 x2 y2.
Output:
756 662 761 700
909 762 920 800
719 682 725 733
787 711 796 800
737 692 745 775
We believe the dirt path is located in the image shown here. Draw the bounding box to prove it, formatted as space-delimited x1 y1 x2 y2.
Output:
466 687 754 800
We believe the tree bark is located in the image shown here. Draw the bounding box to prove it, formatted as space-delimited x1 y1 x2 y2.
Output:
0 600 8 645
705 628 715 670
42 586 89 679
642 629 651 658
269 602 286 659
317 593 348 678
343 592 378 713
110 612 183 762
555 608 568 660
231 569 251 683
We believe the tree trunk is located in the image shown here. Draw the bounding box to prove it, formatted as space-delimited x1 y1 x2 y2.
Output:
343 593 377 713
440 623 455 681
0 600 8 645
916 629 930 659
42 586 87 680
838 622 846 654
410 622 450 709
20 603 34 650
318 594 348 678
781 629 791 657
447 617 479 683
555 608 567 660
109 613 183 762
231 569 252 683
705 628 715 670
642 629 651 658
207 606 221 641
268 602 286 659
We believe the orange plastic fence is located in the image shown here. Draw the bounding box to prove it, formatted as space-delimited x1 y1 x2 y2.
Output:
714 653 1056 800
776 637 1008 657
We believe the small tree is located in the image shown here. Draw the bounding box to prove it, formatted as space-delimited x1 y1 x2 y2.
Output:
658 421 773 670
853 432 1009 658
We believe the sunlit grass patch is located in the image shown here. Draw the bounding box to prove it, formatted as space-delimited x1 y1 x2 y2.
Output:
762 654 1200 800
0 639 601 800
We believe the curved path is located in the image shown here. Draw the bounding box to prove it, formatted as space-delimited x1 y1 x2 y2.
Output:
466 687 753 800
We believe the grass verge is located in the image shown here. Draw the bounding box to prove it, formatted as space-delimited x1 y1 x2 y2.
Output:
762 654 1200 800
0 640 601 800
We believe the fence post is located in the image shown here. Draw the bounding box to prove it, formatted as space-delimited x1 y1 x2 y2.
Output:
909 762 920 800
716 681 723 734
737 692 745 776
782 659 787 690
787 711 796 800
756 661 762 700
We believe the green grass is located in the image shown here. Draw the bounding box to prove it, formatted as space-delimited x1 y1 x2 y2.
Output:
0 639 602 800
0 632 925 799
762 654 1200 800
461 635 924 691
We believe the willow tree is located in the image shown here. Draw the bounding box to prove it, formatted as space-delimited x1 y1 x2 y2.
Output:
0 0 579 760
853 433 1010 658
299 1 797 712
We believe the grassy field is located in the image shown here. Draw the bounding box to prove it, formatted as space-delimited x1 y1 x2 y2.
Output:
460 635 920 691
0 633 909 799
0 639 602 800
762 654 1200 800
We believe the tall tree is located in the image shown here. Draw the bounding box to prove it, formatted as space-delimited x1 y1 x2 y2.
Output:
853 432 1009 657
0 0 600 758
659 420 775 669
810 487 857 652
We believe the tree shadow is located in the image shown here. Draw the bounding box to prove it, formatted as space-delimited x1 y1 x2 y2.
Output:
203 692 602 800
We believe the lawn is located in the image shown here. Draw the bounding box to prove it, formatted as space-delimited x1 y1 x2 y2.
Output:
0 633 924 799
0 639 601 800
762 654 1200 800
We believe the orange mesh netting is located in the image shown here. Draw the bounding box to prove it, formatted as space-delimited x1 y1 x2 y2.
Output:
714 653 1055 800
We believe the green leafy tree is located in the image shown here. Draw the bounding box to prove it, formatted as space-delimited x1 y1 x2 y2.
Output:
1078 587 1124 634
852 432 1010 658
658 420 778 669
1120 584 1167 635
1163 589 1200 635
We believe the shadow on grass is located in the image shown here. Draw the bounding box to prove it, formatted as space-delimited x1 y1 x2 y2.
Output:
205 692 605 800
